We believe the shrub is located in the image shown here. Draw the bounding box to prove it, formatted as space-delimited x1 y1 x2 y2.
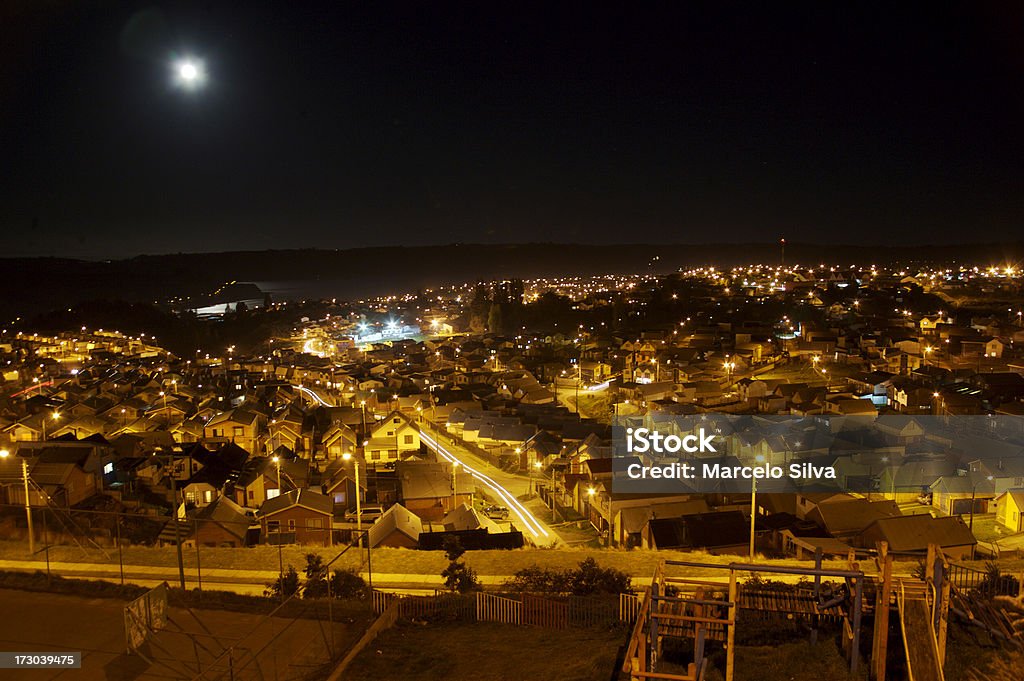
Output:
441 561 479 594
303 553 328 599
976 562 1019 598
265 566 300 599
569 558 630 596
504 559 631 596
330 568 368 599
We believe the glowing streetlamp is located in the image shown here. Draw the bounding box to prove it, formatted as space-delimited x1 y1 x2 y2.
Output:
0 449 34 554
42 411 60 441
750 454 766 558
271 455 281 496
531 460 542 496
342 451 361 545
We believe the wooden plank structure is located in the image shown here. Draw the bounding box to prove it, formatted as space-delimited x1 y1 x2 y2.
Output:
624 558 869 681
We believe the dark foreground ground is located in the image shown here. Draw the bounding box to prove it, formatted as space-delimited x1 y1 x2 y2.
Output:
0 589 365 681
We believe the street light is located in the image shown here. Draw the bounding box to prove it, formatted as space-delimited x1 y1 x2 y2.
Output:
0 449 34 554
272 455 282 496
529 460 542 496
749 454 765 558
41 410 60 441
342 452 361 545
451 461 460 508
969 475 994 532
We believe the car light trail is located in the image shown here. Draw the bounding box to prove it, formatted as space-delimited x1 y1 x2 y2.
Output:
296 385 329 405
419 430 549 540
294 384 548 540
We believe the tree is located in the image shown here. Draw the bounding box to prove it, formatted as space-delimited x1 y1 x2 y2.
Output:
440 536 479 593
303 553 328 599
503 559 631 595
442 561 479 594
330 568 368 599
265 565 301 599
569 558 631 596
442 535 466 562
487 302 504 335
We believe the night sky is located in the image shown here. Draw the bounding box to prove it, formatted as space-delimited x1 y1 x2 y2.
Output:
1 1 1022 258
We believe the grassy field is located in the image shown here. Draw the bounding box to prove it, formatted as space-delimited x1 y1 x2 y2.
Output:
0 540 886 576
344 621 625 681
6 539 1024 581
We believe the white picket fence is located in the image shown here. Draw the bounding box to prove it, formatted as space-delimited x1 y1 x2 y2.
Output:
619 592 642 623
476 592 522 625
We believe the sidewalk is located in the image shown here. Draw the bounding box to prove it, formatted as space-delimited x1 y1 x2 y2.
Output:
0 557 532 589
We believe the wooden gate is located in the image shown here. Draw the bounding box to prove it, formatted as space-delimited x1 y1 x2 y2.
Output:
522 594 567 629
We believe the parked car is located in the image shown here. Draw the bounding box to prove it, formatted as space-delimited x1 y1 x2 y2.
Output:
346 504 384 524
484 505 509 520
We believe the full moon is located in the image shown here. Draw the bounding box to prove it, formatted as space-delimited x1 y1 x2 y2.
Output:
172 58 206 90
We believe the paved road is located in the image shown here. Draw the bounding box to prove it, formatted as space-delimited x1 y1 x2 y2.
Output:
0 558 522 593
293 383 558 544
417 421 561 546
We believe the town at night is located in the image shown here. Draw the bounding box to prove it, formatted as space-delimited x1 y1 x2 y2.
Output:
1 2 1023 680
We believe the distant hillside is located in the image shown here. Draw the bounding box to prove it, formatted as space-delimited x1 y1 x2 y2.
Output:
2 241 1022 320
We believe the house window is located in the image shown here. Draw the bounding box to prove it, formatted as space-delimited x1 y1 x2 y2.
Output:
393 418 401 424
267 488 280 500
267 520 280 533
403 435 414 445
307 518 323 529
248 490 254 500
186 491 199 504
386 430 395 437
233 426 244 437
103 462 114 475
288 519 296 531
371 451 381 460
204 490 214 503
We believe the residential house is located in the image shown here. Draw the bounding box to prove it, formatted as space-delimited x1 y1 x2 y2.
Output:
858 515 976 560
367 503 423 548
994 489 1024 533
203 409 263 454
396 460 472 522
185 496 253 548
642 511 750 554
364 410 420 468
259 489 334 546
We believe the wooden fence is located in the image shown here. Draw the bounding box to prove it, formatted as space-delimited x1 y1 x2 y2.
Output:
372 590 633 629
947 562 1021 598
477 592 522 625
325 600 401 681
620 593 643 623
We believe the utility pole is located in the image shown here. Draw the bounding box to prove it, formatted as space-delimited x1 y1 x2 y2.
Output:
343 452 361 546
23 460 35 555
749 475 757 558
167 454 186 590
